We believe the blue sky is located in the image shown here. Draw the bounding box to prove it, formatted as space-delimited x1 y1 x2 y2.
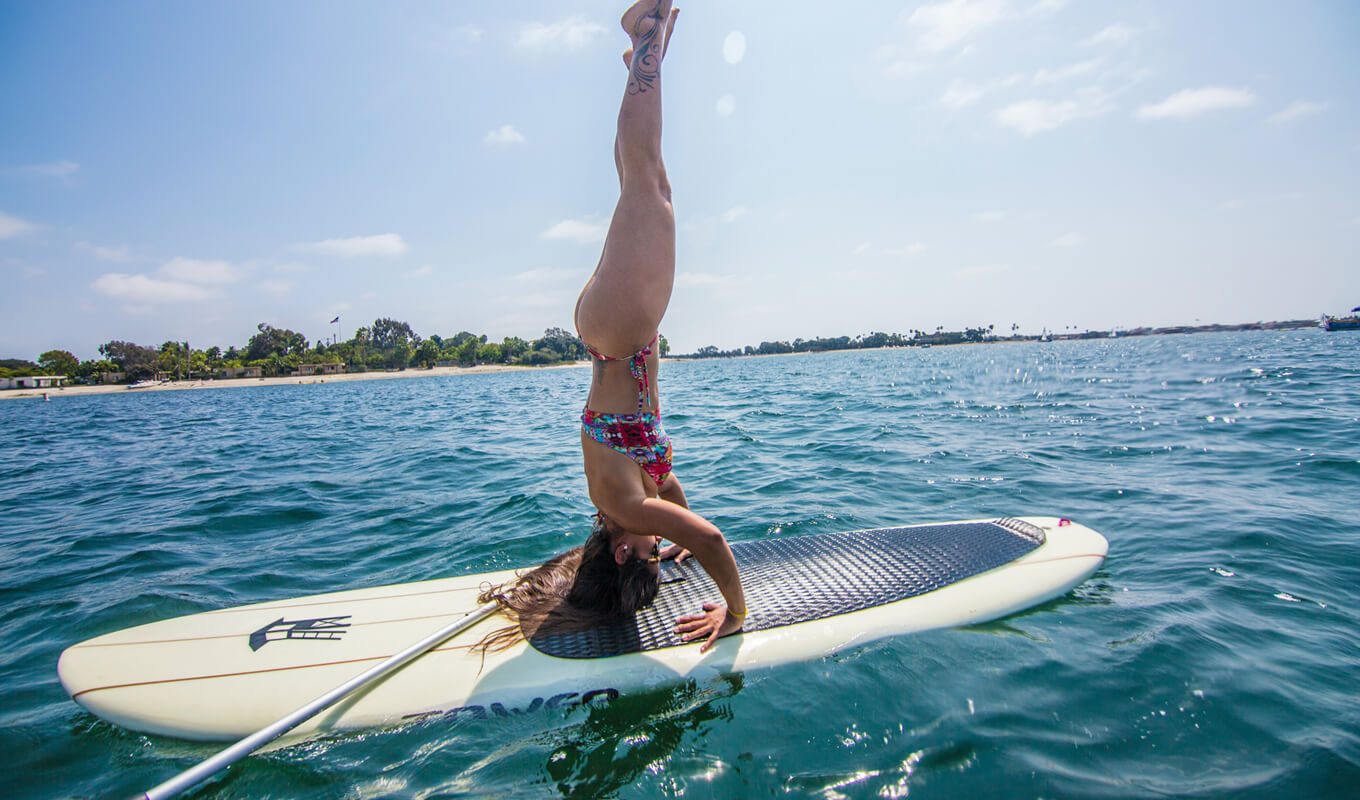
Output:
2 0 1357 360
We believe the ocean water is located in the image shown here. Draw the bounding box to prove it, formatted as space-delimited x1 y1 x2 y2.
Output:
3 329 1358 799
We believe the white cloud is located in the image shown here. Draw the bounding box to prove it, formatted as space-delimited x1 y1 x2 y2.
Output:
1033 58 1103 86
1136 87 1255 120
886 59 930 78
958 263 1010 277
905 0 1007 53
975 210 1007 222
512 267 578 283
940 74 1022 108
1268 101 1326 123
723 206 749 223
1049 232 1084 247
1025 0 1068 15
273 261 310 273
676 272 734 288
451 25 484 45
484 125 526 146
78 242 132 262
852 242 927 257
11 160 80 178
883 242 928 257
160 257 238 284
723 31 747 64
1084 23 1136 47
503 290 566 310
540 217 608 244
91 273 214 304
406 264 434 278
259 279 293 296
716 94 736 116
516 17 605 51
0 210 35 239
997 89 1115 134
298 234 408 258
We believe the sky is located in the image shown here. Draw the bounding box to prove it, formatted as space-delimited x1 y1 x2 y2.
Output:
1 0 1357 360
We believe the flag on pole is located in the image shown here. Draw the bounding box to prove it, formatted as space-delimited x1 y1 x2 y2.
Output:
330 316 340 324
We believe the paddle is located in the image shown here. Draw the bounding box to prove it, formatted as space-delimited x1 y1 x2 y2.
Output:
137 600 501 800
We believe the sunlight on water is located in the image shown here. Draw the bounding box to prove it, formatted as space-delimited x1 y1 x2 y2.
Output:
2 329 1358 798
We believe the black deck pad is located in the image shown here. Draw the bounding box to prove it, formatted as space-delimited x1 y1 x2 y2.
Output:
528 518 1045 659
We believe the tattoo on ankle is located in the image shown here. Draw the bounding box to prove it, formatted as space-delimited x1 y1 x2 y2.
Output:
626 11 664 95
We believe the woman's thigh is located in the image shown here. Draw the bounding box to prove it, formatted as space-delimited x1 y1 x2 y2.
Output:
576 186 675 356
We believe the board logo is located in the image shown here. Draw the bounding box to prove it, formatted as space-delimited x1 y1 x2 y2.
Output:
249 615 352 651
402 689 619 723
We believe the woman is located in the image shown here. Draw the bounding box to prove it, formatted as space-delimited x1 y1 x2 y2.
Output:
481 0 746 655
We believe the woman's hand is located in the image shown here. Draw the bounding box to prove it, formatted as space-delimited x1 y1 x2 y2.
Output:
658 543 691 563
674 602 744 653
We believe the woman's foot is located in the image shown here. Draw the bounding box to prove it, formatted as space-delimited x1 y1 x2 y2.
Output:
621 0 677 67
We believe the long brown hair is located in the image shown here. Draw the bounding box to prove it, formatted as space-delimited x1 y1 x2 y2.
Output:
475 514 659 652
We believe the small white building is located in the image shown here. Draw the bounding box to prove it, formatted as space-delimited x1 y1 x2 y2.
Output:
1 375 67 390
295 363 345 376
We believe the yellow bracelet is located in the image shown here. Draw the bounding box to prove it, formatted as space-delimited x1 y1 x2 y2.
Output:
729 606 748 620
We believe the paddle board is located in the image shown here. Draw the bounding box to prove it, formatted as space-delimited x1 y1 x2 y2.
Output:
58 516 1107 742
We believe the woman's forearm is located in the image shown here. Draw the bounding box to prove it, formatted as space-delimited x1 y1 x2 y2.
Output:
622 497 746 614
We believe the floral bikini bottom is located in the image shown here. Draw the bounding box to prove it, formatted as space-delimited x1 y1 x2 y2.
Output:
581 408 673 487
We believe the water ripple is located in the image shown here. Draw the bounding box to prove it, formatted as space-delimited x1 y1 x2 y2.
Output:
2 330 1358 798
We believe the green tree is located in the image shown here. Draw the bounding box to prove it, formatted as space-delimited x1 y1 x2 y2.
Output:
518 349 561 365
454 337 479 366
657 335 670 357
76 359 118 382
413 339 441 368
38 349 78 375
476 342 503 363
447 330 484 348
158 341 186 378
370 318 419 351
98 340 159 379
387 341 413 370
246 323 308 361
533 327 584 361
500 336 529 361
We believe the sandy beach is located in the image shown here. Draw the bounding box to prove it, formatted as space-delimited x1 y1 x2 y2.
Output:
0 361 590 401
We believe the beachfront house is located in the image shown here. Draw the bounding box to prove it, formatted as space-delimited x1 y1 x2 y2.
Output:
1 375 67 390
219 366 263 380
295 363 345 377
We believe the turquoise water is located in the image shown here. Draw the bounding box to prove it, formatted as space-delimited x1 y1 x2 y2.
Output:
4 330 1358 799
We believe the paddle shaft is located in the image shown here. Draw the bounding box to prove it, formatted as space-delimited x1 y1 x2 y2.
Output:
137 601 500 800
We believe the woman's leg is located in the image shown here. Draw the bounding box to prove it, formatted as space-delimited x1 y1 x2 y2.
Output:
575 0 679 358
657 472 689 508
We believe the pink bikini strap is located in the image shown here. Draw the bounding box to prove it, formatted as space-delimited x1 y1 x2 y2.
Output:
583 333 659 413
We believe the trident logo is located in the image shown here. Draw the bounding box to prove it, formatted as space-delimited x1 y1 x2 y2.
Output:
248 615 352 651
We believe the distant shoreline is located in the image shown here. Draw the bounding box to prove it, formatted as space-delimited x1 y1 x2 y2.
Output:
2 320 1333 402
0 361 589 401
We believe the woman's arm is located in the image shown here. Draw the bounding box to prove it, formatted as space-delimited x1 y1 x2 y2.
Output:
598 485 746 652
657 473 692 562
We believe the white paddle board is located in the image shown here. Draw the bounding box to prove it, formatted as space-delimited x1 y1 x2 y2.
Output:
58 516 1107 742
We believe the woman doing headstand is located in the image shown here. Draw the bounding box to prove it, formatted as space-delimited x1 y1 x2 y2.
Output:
481 0 745 654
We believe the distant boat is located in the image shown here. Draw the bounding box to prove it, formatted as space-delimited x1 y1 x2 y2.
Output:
1321 307 1360 331
127 379 163 389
